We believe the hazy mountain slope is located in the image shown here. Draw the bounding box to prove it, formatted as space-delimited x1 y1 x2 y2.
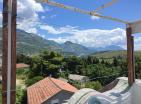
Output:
0 29 91 55
61 41 92 55
92 50 141 58
0 28 124 56
89 45 124 52
0 29 62 54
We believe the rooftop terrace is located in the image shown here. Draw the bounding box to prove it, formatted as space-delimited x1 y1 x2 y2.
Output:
67 77 141 104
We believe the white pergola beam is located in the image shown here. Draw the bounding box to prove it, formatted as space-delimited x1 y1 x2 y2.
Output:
128 20 141 34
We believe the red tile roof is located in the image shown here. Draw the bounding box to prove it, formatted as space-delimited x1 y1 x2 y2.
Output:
27 77 78 104
16 63 29 69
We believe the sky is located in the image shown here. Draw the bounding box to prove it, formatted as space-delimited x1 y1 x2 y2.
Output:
0 0 141 49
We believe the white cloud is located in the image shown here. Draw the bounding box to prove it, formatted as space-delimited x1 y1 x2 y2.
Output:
40 25 78 34
41 25 126 48
41 16 46 19
27 28 38 34
134 37 141 50
91 16 100 20
44 25 141 50
17 0 45 34
0 0 48 33
0 0 46 33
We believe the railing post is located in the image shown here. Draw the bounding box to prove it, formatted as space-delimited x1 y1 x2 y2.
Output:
131 36 135 82
126 27 135 86
11 0 17 103
2 0 9 103
2 0 17 104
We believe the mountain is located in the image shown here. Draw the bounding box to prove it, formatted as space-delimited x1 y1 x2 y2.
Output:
0 29 62 55
91 50 141 58
91 45 124 52
0 28 124 56
61 41 91 56
102 45 124 51
0 29 91 55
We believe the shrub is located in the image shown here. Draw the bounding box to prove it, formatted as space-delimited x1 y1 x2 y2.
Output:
26 76 44 86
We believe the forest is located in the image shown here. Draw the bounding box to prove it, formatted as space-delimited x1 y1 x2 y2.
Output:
17 51 141 86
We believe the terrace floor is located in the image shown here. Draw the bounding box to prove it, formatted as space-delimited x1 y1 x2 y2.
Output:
67 77 141 104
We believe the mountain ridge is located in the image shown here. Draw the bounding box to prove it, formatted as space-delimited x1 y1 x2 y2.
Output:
0 28 124 56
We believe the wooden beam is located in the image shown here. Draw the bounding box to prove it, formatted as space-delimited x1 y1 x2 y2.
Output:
2 0 9 103
10 0 17 103
2 0 17 104
131 36 135 82
126 27 135 85
93 0 119 13
37 0 128 24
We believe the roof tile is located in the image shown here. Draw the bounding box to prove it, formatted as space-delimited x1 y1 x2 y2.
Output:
27 77 78 104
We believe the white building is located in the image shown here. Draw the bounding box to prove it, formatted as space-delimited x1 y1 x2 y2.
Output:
69 74 89 83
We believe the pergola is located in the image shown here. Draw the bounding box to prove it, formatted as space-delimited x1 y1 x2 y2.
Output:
2 0 141 104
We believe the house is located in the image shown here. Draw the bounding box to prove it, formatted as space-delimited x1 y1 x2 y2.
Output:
16 63 29 69
27 77 78 104
68 74 89 83
0 63 29 81
58 77 68 83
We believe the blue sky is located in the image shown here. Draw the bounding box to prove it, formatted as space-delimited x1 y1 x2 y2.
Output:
0 0 141 49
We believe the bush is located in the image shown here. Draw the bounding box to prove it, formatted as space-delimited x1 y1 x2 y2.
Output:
16 90 27 104
26 76 44 86
85 81 102 91
16 68 29 79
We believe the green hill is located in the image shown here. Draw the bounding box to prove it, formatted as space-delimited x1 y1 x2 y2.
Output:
92 50 141 58
61 41 91 56
16 29 62 55
0 29 92 55
0 29 62 55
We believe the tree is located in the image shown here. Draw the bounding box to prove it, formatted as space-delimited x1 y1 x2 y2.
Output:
26 76 44 86
66 56 82 74
85 81 102 91
28 51 65 78
17 54 32 64
113 57 118 66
